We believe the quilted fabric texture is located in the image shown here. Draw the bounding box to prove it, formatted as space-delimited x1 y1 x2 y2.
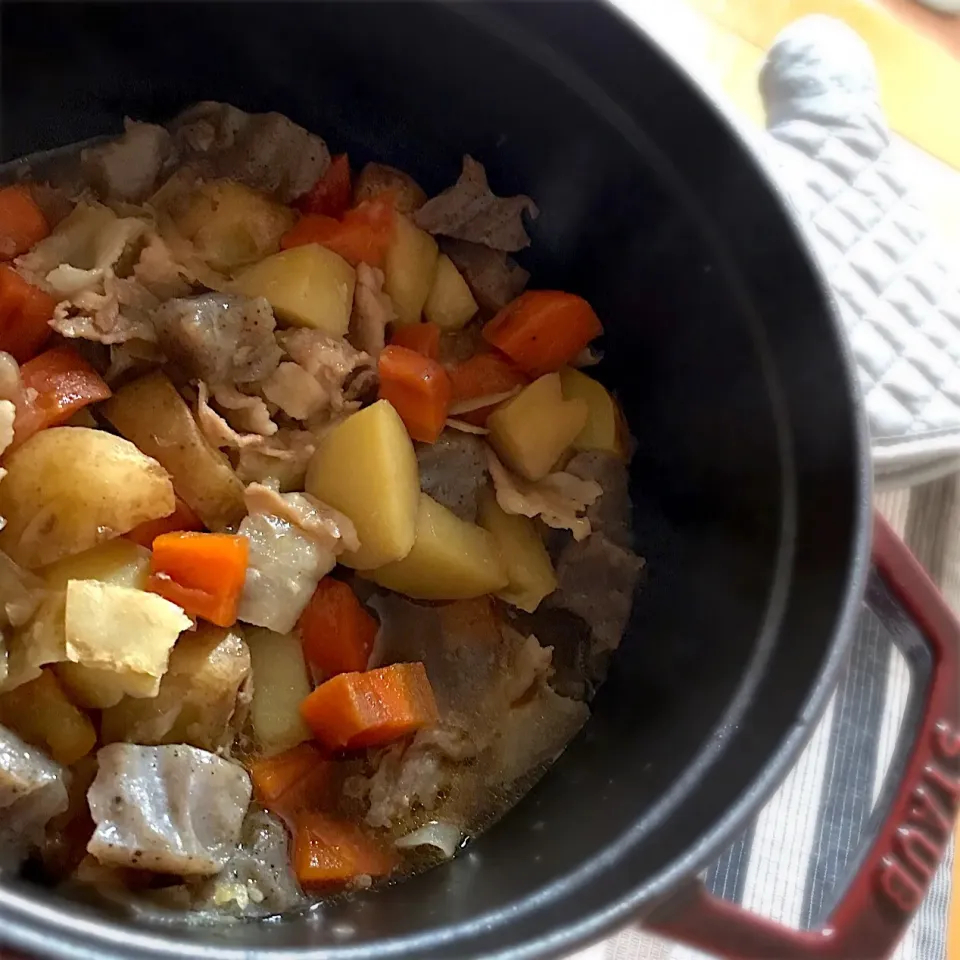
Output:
761 16 960 487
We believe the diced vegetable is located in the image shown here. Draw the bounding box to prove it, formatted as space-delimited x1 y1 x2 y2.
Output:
171 180 295 272
389 321 441 361
42 539 151 591
0 185 49 260
487 373 588 481
295 153 352 218
482 291 603 378
251 742 328 804
300 661 438 751
0 264 56 362
0 427 175 568
299 578 377 678
0 669 96 765
102 372 246 531
384 214 439 325
293 812 396 887
126 497 204 548
13 346 112 444
377 345 451 444
558 367 626 458
423 254 478 331
366 493 508 600
448 351 528 425
147 532 249 627
64 580 191 699
477 487 557 612
246 627 314 757
353 162 427 214
281 198 395 270
305 400 420 570
100 625 251 751
233 243 356 336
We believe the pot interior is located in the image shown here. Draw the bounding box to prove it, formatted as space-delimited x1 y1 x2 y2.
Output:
0 3 868 958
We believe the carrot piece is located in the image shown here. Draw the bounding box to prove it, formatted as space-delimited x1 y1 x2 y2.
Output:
125 497 204 548
447 350 529 425
299 577 378 678
300 662 439 751
294 154 352 218
377 345 451 444
280 197 396 267
147 532 249 627
482 290 603 378
251 742 328 804
0 265 56 362
0 185 49 261
390 321 441 362
13 345 112 444
293 812 397 887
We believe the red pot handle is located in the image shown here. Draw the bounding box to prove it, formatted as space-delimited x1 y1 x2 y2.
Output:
645 511 960 960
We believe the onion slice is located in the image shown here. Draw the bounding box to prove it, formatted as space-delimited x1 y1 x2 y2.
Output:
395 821 463 859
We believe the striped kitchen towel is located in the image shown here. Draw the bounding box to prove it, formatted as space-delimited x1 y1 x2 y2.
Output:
567 482 960 960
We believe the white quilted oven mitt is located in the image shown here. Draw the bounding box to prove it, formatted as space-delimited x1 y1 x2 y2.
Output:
761 16 960 488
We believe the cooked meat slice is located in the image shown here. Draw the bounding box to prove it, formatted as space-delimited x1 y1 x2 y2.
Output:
87 743 251 876
169 101 330 203
260 362 326 421
487 449 601 540
196 382 263 451
0 725 68 864
51 276 159 346
441 238 529 313
235 514 335 634
235 429 317 492
565 451 633 550
81 120 173 203
211 383 277 437
416 431 486 522
152 294 281 386
414 156 538 252
277 328 373 411
550 534 644 654
133 234 193 300
244 483 359 554
350 262 395 357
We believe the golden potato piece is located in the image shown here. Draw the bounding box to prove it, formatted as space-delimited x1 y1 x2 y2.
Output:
102 371 246 531
232 244 356 336
478 487 557 613
0 427 174 568
366 493 508 601
353 162 428 215
305 400 420 570
559 367 626 458
423 254 478 331
42 539 151 591
487 373 588 481
384 214 439 325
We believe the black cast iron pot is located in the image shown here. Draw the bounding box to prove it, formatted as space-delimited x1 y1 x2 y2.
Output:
1 3 958 960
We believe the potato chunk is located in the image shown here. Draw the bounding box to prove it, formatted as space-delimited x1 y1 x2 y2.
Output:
246 628 313 757
64 581 191 699
477 487 556 613
305 400 419 570
366 493 507 601
102 372 246 531
487 373 588 481
42 539 151 591
172 180 295 272
384 214 439 325
559 367 626 458
423 254 478 331
101 625 251 751
232 244 356 336
0 428 175 568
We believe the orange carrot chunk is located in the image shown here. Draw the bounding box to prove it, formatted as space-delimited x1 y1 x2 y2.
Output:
295 154 352 218
251 743 329 805
447 350 529 426
390 321 441 362
281 197 396 268
14 345 112 444
299 577 378 678
147 532 249 627
0 265 56 363
482 290 603 378
293 812 397 888
300 662 439 751
126 497 204 548
0 185 49 261
377 345 451 444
